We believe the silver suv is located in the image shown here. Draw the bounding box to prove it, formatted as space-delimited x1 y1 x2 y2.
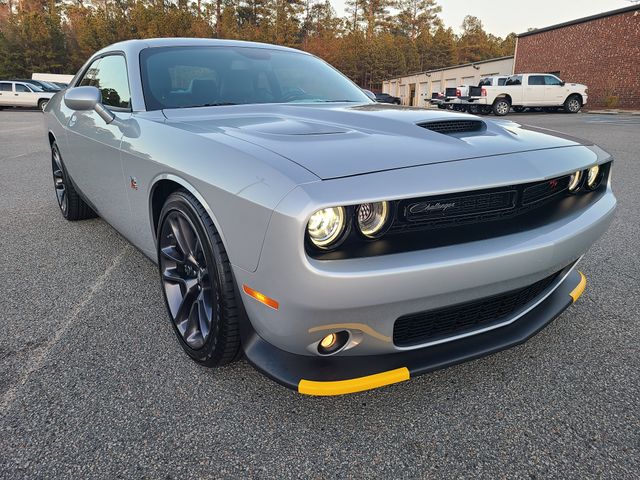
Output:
0 81 55 111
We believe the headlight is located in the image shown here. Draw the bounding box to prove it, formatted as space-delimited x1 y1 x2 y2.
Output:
307 206 346 249
586 165 601 189
568 171 582 192
356 201 390 238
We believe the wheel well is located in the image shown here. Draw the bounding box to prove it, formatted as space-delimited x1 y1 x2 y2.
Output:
566 93 583 104
495 95 512 105
150 179 183 236
48 132 55 146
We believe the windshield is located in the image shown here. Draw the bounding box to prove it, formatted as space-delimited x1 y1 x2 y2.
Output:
140 46 371 110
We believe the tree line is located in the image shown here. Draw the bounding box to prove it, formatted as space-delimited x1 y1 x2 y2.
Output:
0 0 516 89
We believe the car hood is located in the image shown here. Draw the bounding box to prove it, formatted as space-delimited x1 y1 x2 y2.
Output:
162 103 590 180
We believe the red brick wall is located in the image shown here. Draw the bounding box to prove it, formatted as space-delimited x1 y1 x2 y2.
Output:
515 9 640 109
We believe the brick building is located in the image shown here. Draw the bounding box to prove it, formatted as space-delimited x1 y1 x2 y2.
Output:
515 5 640 110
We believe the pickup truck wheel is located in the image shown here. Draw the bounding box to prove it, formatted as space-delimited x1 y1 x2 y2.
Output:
564 95 582 113
158 190 241 367
51 142 97 221
513 106 525 113
38 99 49 112
492 98 510 116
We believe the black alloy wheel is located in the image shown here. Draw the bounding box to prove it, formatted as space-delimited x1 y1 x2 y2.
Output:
158 190 241 366
52 146 68 215
160 210 214 350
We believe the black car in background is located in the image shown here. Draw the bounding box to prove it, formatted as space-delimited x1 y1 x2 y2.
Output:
375 92 401 105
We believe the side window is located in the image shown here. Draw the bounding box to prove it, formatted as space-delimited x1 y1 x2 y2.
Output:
506 76 522 86
79 55 131 109
15 84 31 93
528 75 545 86
0 83 12 92
497 78 507 86
79 58 102 87
544 75 562 86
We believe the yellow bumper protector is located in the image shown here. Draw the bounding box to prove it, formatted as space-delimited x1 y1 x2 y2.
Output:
570 272 587 303
298 367 410 396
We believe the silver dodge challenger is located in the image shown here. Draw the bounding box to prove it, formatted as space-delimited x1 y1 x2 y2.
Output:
44 38 616 396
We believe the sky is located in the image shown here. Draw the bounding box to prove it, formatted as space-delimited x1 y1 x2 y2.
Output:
330 0 634 37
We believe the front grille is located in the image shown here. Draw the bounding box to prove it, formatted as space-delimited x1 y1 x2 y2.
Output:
419 120 485 135
391 174 570 234
393 270 563 347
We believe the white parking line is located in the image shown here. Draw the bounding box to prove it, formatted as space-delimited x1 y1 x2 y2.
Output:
0 246 131 414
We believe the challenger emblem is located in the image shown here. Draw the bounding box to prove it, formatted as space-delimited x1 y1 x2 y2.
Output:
130 177 138 190
408 201 456 215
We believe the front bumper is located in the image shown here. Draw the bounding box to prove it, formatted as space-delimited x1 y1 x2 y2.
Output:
243 269 587 395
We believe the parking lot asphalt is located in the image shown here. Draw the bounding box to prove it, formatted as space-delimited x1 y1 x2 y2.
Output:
0 110 638 479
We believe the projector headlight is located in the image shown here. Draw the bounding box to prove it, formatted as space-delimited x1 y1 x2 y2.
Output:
586 165 601 189
568 171 582 192
307 206 346 249
356 201 391 238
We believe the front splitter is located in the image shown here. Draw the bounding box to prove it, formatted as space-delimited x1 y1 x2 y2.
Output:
242 269 586 396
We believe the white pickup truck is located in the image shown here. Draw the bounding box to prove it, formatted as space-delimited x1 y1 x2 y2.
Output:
466 73 588 116
443 76 509 112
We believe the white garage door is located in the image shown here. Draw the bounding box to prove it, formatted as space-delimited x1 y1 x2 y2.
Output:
431 80 441 94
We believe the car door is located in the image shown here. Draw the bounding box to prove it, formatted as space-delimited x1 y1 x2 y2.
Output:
525 75 547 105
14 83 37 107
62 54 133 233
544 75 565 105
0 82 12 106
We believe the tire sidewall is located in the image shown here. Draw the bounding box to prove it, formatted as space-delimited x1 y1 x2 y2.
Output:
565 96 581 113
157 193 228 364
493 99 510 116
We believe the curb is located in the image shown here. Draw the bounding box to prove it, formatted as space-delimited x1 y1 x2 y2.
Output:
586 110 640 116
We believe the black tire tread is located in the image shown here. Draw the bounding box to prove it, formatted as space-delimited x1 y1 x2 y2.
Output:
52 142 96 221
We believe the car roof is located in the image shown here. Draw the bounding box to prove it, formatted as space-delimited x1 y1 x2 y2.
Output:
96 37 307 57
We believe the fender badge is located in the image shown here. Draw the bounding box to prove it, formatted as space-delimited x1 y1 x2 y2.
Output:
130 177 138 190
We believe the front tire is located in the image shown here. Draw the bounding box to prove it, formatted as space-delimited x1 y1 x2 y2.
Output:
564 95 582 113
158 190 241 367
51 142 96 220
492 98 511 116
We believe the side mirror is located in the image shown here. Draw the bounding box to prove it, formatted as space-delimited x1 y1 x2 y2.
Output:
560 81 565 87
64 86 114 124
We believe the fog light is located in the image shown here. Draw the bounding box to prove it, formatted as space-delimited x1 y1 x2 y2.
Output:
586 165 601 189
568 170 582 192
356 201 390 238
318 330 349 355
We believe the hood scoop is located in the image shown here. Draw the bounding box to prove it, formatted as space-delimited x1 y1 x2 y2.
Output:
418 119 486 135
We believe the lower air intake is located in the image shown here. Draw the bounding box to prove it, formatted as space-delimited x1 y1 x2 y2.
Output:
393 270 562 347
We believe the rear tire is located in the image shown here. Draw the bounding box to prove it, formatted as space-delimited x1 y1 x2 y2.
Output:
51 142 96 221
564 95 582 113
158 189 241 367
38 99 49 112
492 98 511 116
